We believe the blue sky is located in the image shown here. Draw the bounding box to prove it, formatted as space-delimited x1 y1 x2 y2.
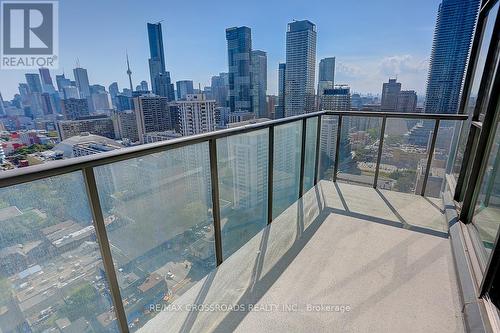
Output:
0 0 441 100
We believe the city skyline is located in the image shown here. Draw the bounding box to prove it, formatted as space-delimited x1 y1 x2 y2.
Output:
0 1 498 331
0 0 441 100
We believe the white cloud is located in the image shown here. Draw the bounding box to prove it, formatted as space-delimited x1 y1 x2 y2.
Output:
336 61 363 78
378 55 428 76
333 54 429 95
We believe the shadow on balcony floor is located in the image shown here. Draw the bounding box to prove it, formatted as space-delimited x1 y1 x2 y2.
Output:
139 180 463 333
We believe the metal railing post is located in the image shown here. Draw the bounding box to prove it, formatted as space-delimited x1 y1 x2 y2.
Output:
267 125 274 224
208 139 223 265
421 119 440 196
373 116 387 188
314 115 322 186
299 118 307 198
333 115 343 182
82 167 129 333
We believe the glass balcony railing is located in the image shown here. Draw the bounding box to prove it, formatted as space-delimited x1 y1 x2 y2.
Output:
217 129 268 259
336 115 382 187
0 110 467 332
0 173 120 332
93 142 216 330
272 120 302 219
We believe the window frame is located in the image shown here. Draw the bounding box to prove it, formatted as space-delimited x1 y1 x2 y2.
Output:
452 0 500 306
454 0 500 202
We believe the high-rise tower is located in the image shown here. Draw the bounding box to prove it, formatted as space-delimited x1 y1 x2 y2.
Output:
274 63 286 119
226 26 253 113
425 0 480 114
381 78 402 112
251 50 267 118
211 73 229 107
318 57 335 97
285 20 317 116
147 22 166 86
147 22 174 100
25 73 43 94
176 80 194 100
39 68 56 93
73 67 91 98
0 92 5 116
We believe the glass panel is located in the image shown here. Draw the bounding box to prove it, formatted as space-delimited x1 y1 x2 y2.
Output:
318 115 338 181
94 143 216 331
337 116 381 187
472 106 500 265
303 117 318 192
452 120 470 181
0 173 118 332
424 121 455 198
453 2 499 184
460 127 481 200
217 130 268 259
477 1 499 122
467 1 499 119
378 118 431 193
272 121 302 219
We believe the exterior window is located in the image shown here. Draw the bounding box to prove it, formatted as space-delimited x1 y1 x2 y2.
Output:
472 102 500 266
452 1 499 187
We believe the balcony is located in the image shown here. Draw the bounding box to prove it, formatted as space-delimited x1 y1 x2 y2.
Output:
139 180 460 332
0 111 469 333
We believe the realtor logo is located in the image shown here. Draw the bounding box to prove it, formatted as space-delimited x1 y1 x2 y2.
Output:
1 1 58 69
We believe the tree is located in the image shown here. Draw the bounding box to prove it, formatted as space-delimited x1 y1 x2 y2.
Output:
0 278 12 304
367 128 379 141
12 143 55 157
389 169 417 192
354 147 370 162
59 284 100 321
178 201 209 225
385 135 404 146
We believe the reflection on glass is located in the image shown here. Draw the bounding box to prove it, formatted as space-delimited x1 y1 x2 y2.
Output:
467 1 498 118
0 173 118 332
94 143 216 331
318 115 339 181
378 119 430 194
217 130 268 259
425 121 455 198
460 129 481 200
303 117 318 192
273 121 302 219
473 117 500 261
476 1 499 122
453 2 499 182
452 120 469 181
337 116 381 187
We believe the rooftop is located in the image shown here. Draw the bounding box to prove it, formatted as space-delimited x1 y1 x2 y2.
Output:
53 133 124 157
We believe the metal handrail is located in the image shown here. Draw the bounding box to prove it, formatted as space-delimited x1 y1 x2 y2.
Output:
325 110 468 120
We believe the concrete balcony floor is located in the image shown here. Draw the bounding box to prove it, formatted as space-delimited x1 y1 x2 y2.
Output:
139 180 463 333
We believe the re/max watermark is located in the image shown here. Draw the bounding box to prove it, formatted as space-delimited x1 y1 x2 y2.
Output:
149 303 352 313
1 1 59 69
